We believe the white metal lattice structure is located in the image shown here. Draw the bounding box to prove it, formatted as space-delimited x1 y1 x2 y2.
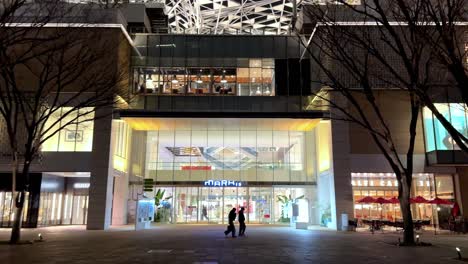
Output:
132 0 308 35
66 0 361 34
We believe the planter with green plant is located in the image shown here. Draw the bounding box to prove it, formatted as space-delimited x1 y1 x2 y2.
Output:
154 189 172 223
276 194 304 223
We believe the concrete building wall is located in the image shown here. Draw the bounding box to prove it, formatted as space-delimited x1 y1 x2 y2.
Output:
87 108 115 230
348 91 426 155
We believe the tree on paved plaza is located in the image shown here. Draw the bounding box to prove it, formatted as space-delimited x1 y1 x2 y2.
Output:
296 0 467 244
0 1 130 244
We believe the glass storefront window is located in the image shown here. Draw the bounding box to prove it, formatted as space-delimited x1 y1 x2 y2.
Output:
133 59 275 96
0 192 29 227
156 185 316 225
435 174 455 199
351 172 450 224
141 119 316 184
423 103 468 151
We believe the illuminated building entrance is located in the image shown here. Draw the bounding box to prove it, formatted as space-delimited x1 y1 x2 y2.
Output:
122 118 331 226
147 185 315 224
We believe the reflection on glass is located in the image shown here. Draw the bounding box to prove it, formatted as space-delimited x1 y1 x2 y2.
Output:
145 128 314 183
423 104 468 151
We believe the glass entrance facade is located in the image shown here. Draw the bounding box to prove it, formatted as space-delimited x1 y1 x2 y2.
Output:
153 186 316 224
127 118 319 184
123 117 325 225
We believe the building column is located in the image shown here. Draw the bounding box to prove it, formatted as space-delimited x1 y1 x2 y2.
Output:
87 108 114 230
456 168 468 216
329 94 354 231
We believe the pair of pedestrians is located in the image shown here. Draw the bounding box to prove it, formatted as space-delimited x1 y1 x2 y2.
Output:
224 207 246 238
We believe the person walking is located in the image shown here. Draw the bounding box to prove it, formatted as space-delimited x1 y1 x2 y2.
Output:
202 206 209 221
224 208 237 238
238 207 246 236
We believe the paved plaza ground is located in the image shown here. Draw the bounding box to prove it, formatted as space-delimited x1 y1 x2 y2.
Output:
0 224 468 263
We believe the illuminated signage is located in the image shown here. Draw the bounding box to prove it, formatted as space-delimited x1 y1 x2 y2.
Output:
74 183 90 189
203 180 242 187
181 165 212 171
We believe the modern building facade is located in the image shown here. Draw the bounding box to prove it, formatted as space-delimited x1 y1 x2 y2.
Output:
0 1 466 231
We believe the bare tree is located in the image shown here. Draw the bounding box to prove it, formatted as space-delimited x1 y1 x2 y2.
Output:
297 0 459 244
413 0 468 153
0 1 130 243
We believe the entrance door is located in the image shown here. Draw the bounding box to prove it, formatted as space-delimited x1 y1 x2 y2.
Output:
175 187 198 223
199 187 222 223
249 187 272 223
223 187 238 223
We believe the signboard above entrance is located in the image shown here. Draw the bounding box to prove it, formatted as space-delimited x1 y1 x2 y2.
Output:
203 180 243 187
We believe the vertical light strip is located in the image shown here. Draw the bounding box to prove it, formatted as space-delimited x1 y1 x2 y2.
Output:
57 194 62 221
51 193 56 221
76 198 81 224
63 194 69 223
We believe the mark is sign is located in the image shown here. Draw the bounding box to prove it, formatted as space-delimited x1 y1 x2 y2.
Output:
203 180 242 187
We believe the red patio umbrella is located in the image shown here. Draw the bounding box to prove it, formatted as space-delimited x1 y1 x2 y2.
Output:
356 196 377 219
375 197 391 204
375 197 391 220
428 197 453 205
357 196 377 203
410 196 429 204
388 197 400 221
410 196 430 221
428 197 453 235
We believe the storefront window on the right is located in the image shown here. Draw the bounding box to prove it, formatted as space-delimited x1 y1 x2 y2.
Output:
423 103 468 151
435 174 455 200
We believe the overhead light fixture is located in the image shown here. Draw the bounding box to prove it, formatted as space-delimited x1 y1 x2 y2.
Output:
171 74 178 84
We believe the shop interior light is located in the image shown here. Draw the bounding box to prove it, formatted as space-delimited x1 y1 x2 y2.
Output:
171 74 179 84
221 73 227 83
255 87 262 95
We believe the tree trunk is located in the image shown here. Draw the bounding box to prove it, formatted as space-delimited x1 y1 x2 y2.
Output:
9 190 25 244
399 180 415 245
9 160 31 244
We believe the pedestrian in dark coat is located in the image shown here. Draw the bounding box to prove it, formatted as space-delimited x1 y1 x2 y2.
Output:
238 207 246 236
224 208 237 238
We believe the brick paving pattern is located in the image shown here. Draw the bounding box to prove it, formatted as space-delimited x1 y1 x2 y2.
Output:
0 225 466 263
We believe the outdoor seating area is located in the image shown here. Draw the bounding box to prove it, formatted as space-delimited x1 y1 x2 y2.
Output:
354 196 456 232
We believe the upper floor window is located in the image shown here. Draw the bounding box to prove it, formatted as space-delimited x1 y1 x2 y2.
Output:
423 103 468 152
133 59 275 96
41 107 94 152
